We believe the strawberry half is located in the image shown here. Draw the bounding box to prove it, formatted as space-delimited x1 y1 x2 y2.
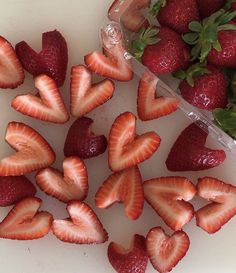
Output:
196 177 236 234
108 112 161 172
137 71 179 121
36 156 88 203
0 36 24 89
0 122 56 176
95 166 144 220
12 74 69 123
146 227 190 273
15 30 68 87
64 117 107 159
108 234 148 273
0 197 53 240
70 65 114 118
144 177 196 231
52 201 108 244
0 176 36 207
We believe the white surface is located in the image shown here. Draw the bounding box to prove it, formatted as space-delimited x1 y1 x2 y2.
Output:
0 1 236 273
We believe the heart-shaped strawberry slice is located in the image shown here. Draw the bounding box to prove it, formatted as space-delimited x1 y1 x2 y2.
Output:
52 201 108 244
36 156 88 203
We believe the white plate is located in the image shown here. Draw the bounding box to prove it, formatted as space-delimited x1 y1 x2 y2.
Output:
0 1 235 273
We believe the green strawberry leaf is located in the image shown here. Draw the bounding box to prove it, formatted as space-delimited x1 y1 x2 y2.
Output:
182 33 199 45
150 0 166 16
188 21 202 32
214 107 236 131
173 70 186 80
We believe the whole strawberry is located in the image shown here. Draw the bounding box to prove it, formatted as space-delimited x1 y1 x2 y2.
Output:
133 27 190 74
197 0 225 18
150 0 200 34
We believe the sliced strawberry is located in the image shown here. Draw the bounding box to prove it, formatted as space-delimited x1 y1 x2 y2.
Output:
0 176 36 207
143 177 197 231
70 65 114 118
0 36 24 89
146 227 190 273
12 74 69 123
137 71 179 121
0 197 53 240
196 177 236 234
36 156 88 203
108 112 161 172
108 234 148 273
15 30 68 87
64 117 107 159
95 166 144 220
0 122 55 176
52 201 108 244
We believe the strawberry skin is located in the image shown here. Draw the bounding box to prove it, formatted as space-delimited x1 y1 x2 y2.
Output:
146 227 190 273
12 74 69 123
0 176 36 206
15 30 68 87
0 36 24 89
64 117 107 159
197 0 225 18
179 65 228 110
144 177 196 231
137 71 179 121
95 166 144 220
0 122 56 176
0 197 53 240
166 122 226 171
196 177 236 234
108 234 148 273
52 201 108 244
108 112 161 172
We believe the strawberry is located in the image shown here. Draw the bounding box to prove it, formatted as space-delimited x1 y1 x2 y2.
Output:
107 234 148 273
15 30 68 87
132 26 190 74
166 122 226 171
150 0 200 34
0 36 24 89
95 166 144 220
197 0 225 18
70 65 114 118
64 117 107 159
177 64 228 111
0 176 36 207
196 177 236 234
12 74 69 123
0 122 56 176
52 201 108 244
137 71 179 121
0 197 53 240
108 112 161 172
144 177 196 231
146 227 190 273
36 156 88 203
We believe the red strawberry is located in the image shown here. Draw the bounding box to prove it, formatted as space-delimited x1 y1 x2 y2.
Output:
0 197 53 240
196 177 236 234
178 64 228 111
108 234 148 273
108 0 151 32
52 201 108 244
64 117 107 159
108 112 161 172
146 227 190 273
0 36 24 89
70 65 114 118
0 122 56 176
12 74 69 123
0 176 36 207
166 122 226 171
15 30 68 87
133 26 190 74
151 0 200 34
137 71 179 121
144 177 196 231
95 166 144 220
197 0 225 18
36 156 88 203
